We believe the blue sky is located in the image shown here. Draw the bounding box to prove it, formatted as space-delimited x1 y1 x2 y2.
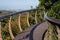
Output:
0 0 39 10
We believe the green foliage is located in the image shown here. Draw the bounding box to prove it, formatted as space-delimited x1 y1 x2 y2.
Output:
21 23 28 30
37 11 43 22
1 18 11 40
2 31 11 40
2 23 12 40
29 17 35 25
12 25 20 36
38 0 60 19
1 17 9 27
46 22 58 40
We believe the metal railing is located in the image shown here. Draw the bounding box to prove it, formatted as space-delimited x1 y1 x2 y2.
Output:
44 13 60 26
1 8 59 40
0 8 45 40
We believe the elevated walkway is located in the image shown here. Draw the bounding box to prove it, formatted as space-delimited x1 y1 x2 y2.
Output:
14 22 47 40
0 9 60 40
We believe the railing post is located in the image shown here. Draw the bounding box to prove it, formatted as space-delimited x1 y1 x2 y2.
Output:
8 16 14 40
18 14 22 32
0 19 2 40
35 11 37 24
27 12 30 27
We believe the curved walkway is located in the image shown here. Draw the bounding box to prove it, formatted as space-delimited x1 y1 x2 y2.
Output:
14 22 47 40
32 22 47 40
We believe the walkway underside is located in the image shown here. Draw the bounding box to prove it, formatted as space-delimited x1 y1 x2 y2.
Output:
14 22 47 40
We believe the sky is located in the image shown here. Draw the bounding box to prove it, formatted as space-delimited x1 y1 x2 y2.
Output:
0 0 39 11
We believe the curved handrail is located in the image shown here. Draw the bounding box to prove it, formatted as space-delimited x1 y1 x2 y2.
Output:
0 8 49 40
0 8 46 40
44 13 60 26
0 8 43 19
44 13 60 40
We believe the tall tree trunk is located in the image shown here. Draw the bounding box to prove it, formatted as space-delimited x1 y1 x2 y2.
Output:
8 17 14 40
35 11 37 24
0 20 2 40
27 12 30 27
18 14 23 32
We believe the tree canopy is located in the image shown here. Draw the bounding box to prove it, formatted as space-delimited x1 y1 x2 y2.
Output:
38 0 60 19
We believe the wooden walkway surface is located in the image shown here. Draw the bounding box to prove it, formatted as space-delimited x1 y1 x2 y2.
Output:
14 22 47 40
